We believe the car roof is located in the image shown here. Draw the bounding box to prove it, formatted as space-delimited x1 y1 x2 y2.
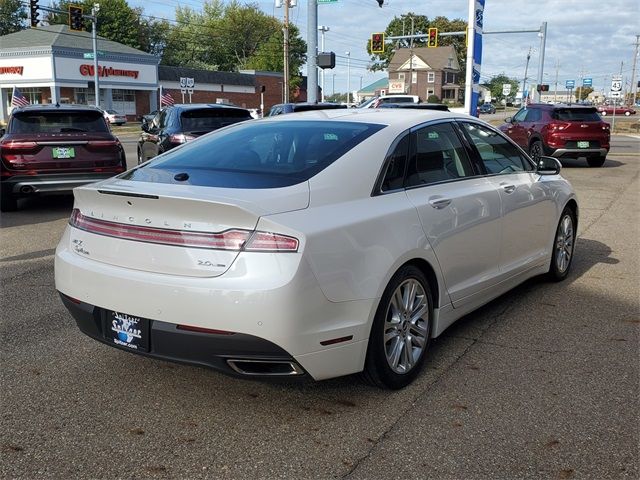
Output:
10 104 104 113
165 103 250 112
378 103 449 111
259 108 469 135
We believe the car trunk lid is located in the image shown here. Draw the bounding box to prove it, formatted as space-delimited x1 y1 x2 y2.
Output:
67 178 309 277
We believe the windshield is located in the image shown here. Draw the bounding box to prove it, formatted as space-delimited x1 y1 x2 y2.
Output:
552 108 601 122
9 111 109 133
180 108 251 132
124 120 385 188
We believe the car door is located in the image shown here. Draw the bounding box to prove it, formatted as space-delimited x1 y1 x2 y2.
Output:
459 121 556 277
502 108 529 148
402 121 503 307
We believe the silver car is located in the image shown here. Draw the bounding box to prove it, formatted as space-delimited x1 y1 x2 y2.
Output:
55 109 577 389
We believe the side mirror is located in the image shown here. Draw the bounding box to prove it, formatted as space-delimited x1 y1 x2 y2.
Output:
505 116 513 123
536 156 561 175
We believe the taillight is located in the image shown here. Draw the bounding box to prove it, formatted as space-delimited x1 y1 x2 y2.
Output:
86 140 119 150
1 141 39 152
548 122 570 132
169 134 195 144
245 232 299 252
69 209 299 252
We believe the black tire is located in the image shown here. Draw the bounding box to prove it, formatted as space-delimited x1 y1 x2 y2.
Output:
548 206 576 282
587 155 606 167
363 265 433 389
529 139 544 161
0 190 18 212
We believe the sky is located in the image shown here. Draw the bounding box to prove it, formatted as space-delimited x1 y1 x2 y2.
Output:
135 0 640 97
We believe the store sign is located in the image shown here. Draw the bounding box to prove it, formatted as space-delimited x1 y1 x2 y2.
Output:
388 80 405 93
79 64 139 79
0 66 24 75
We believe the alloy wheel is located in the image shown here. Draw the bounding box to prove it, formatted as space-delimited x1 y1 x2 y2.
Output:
555 214 574 273
383 279 429 374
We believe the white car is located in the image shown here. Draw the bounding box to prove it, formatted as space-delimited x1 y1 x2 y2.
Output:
55 109 578 389
103 109 126 125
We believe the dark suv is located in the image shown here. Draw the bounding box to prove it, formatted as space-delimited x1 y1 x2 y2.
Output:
0 104 127 212
268 102 347 116
138 104 252 163
499 104 610 167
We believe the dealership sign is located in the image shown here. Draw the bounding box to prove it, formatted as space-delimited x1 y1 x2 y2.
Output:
79 64 139 79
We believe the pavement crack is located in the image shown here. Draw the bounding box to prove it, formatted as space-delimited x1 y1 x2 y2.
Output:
341 298 518 479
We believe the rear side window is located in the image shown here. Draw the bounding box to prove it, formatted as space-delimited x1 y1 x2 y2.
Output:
552 108 600 121
125 120 385 188
9 111 108 133
180 108 251 132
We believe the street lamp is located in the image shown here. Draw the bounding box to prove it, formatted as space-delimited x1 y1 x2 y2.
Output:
318 25 329 102
346 51 351 105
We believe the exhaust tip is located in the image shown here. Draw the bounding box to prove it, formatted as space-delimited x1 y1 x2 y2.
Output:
227 359 304 376
20 185 34 194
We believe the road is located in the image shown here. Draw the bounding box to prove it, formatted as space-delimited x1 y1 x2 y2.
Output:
1 136 638 479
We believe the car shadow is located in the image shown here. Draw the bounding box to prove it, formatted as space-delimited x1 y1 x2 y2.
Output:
0 194 74 228
560 158 624 169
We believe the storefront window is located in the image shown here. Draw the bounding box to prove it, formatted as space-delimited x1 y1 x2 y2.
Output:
21 88 43 104
112 89 136 115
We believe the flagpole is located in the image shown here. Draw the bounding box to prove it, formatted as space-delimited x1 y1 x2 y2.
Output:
159 85 163 108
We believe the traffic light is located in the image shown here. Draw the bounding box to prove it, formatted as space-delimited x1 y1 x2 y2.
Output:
375 0 383 6
536 84 550 92
29 0 39 28
371 33 385 54
69 5 84 32
428 28 438 48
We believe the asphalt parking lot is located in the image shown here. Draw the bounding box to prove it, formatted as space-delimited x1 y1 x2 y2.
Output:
1 135 638 479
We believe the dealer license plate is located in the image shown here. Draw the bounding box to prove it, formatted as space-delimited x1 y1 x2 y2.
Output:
577 141 589 149
105 311 150 352
52 147 75 159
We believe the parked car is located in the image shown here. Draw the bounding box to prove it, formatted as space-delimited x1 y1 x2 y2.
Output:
0 104 126 212
499 103 610 167
358 95 421 108
103 109 127 125
378 103 449 111
56 108 578 389
268 102 347 116
478 103 496 114
137 104 252 163
140 110 158 126
596 105 636 116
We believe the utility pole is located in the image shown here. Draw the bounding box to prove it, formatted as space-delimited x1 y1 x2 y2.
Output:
554 59 559 103
318 25 329 102
306 0 318 103
630 34 640 106
577 66 584 103
408 17 415 95
283 0 290 103
91 3 100 107
535 21 547 102
346 51 351 105
522 47 531 107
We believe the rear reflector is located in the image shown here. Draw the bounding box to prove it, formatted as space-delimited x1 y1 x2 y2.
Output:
177 324 235 335
69 209 299 252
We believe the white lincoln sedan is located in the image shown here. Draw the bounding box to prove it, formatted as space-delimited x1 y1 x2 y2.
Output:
55 109 577 389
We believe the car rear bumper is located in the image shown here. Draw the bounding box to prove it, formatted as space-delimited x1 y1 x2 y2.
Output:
55 226 374 381
550 147 608 159
1 173 120 195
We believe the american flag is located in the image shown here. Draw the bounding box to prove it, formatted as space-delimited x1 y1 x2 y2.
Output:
11 87 30 107
160 86 174 106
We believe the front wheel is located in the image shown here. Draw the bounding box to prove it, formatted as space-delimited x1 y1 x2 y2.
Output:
363 265 433 389
529 140 544 161
624 111 631 116
548 207 576 282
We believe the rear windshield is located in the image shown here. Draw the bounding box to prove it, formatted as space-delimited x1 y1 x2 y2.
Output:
180 108 251 132
9 111 109 133
552 108 600 122
293 104 347 112
123 120 385 188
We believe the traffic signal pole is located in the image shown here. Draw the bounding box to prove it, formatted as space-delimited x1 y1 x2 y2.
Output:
306 0 318 103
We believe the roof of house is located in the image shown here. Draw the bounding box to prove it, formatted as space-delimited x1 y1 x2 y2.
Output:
0 25 155 58
358 77 389 94
159 65 255 87
388 46 460 72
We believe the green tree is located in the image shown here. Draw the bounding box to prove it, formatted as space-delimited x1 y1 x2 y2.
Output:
483 74 519 103
0 0 27 36
575 86 594 101
45 0 152 51
366 13 467 73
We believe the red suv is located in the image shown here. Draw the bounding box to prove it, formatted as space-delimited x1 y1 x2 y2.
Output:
0 105 127 211
499 104 610 167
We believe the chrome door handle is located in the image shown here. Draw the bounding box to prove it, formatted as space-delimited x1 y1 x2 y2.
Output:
502 184 516 194
428 198 452 209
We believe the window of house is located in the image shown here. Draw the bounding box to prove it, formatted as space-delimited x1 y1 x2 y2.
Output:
427 72 435 83
398 73 405 81
412 72 417 84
